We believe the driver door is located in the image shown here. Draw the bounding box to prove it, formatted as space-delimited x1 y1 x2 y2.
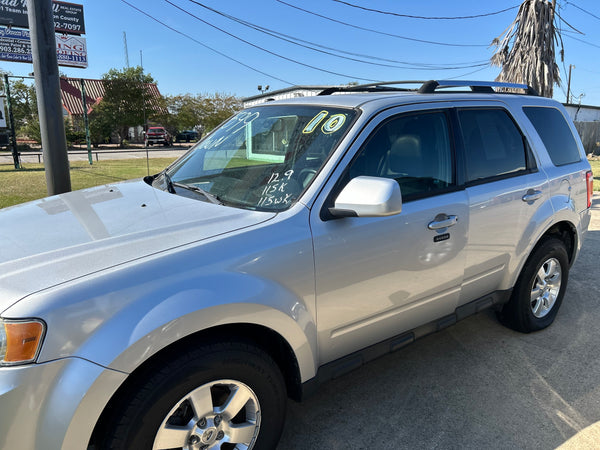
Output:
310 107 469 364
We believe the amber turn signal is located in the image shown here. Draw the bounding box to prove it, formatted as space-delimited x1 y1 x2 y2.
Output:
1 320 45 365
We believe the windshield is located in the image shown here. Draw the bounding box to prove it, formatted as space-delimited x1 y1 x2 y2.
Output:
161 105 357 211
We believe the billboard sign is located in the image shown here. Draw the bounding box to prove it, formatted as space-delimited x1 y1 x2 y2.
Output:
0 26 30 63
0 26 88 68
0 1 85 35
55 33 87 68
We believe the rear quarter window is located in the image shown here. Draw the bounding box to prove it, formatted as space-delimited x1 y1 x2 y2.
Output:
523 106 581 166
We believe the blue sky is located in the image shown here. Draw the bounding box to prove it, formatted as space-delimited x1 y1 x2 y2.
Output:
2 0 600 104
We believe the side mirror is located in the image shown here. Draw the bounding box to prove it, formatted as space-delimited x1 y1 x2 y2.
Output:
329 176 403 218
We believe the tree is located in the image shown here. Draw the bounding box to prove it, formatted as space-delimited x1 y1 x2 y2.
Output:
88 101 114 147
164 92 241 135
200 93 241 132
491 0 561 97
165 94 200 131
9 79 38 136
93 66 161 147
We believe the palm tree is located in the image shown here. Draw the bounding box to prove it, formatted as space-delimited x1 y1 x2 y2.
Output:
491 0 560 97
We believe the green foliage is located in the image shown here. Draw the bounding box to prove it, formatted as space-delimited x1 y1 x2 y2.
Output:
164 92 241 135
201 93 242 132
93 66 162 147
64 118 86 146
590 159 600 191
89 101 115 147
9 79 38 139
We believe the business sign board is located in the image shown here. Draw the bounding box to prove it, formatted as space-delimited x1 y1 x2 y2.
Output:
0 98 6 128
0 0 85 35
0 26 87 68
55 33 87 68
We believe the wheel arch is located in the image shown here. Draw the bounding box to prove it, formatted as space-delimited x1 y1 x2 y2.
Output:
535 220 578 265
88 322 303 448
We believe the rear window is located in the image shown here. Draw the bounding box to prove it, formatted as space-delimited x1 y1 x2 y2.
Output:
458 108 529 183
523 106 581 166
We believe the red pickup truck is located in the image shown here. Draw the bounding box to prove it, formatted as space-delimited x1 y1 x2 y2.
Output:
144 126 173 147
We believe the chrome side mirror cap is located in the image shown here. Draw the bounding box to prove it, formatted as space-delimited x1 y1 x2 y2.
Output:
329 176 403 218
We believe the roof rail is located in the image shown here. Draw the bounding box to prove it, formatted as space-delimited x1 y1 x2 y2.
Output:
418 80 539 96
318 80 539 96
318 81 423 96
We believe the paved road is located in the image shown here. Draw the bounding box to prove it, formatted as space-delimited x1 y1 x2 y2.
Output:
279 194 600 449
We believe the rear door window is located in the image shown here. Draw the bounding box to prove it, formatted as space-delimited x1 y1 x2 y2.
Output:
458 108 531 183
523 106 581 166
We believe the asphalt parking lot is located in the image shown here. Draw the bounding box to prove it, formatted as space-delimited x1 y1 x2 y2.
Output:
279 194 600 450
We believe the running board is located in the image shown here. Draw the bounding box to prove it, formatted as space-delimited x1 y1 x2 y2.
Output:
301 289 511 399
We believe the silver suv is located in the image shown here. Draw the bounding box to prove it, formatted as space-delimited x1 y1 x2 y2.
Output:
0 81 593 449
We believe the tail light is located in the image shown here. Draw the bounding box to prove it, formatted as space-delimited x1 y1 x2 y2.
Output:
587 170 594 208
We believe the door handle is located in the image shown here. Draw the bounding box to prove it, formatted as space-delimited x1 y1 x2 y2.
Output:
522 189 543 203
428 214 458 230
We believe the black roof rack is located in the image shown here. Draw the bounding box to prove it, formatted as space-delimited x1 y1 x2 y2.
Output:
318 80 539 96
318 81 423 96
418 80 539 96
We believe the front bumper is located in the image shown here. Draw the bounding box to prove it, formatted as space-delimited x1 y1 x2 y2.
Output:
0 357 127 450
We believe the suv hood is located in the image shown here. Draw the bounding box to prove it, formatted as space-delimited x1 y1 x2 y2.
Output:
0 180 275 312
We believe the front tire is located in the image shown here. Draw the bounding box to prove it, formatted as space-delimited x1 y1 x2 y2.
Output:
101 341 287 450
499 238 569 333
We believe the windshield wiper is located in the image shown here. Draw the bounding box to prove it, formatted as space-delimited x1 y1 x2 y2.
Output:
163 171 176 194
172 182 224 205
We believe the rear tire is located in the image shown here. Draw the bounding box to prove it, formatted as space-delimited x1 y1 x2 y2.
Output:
498 238 569 333
100 341 287 450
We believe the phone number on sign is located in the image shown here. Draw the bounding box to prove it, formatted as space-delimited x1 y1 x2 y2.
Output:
54 22 82 32
0 46 28 54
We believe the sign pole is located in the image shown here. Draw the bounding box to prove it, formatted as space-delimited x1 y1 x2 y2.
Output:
80 78 92 165
3 74 20 169
27 0 71 195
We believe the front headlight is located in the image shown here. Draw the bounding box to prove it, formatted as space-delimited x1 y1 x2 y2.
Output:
0 319 46 366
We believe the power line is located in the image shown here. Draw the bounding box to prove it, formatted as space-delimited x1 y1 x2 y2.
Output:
185 0 489 70
275 0 488 47
447 66 490 80
331 0 520 20
565 34 600 50
164 0 380 82
566 1 600 22
119 0 295 85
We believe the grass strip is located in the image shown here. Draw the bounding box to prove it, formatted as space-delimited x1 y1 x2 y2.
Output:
0 157 177 209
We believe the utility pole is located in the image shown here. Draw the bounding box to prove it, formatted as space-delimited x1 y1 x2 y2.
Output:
566 64 574 104
27 0 71 195
80 78 93 165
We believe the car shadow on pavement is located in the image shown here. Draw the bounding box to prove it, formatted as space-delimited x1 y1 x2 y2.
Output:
280 228 600 450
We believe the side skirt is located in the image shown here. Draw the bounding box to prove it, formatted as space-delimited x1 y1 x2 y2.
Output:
301 289 511 399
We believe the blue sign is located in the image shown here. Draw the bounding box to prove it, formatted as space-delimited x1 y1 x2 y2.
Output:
0 26 87 68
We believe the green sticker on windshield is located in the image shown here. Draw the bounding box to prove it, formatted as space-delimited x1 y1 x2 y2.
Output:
321 114 346 134
303 111 328 134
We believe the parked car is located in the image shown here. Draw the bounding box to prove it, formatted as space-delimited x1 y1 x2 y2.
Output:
144 126 173 146
0 80 593 450
175 129 200 143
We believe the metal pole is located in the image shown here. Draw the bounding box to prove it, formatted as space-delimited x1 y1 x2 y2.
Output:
566 64 574 104
3 74 20 169
27 0 71 195
80 78 93 165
